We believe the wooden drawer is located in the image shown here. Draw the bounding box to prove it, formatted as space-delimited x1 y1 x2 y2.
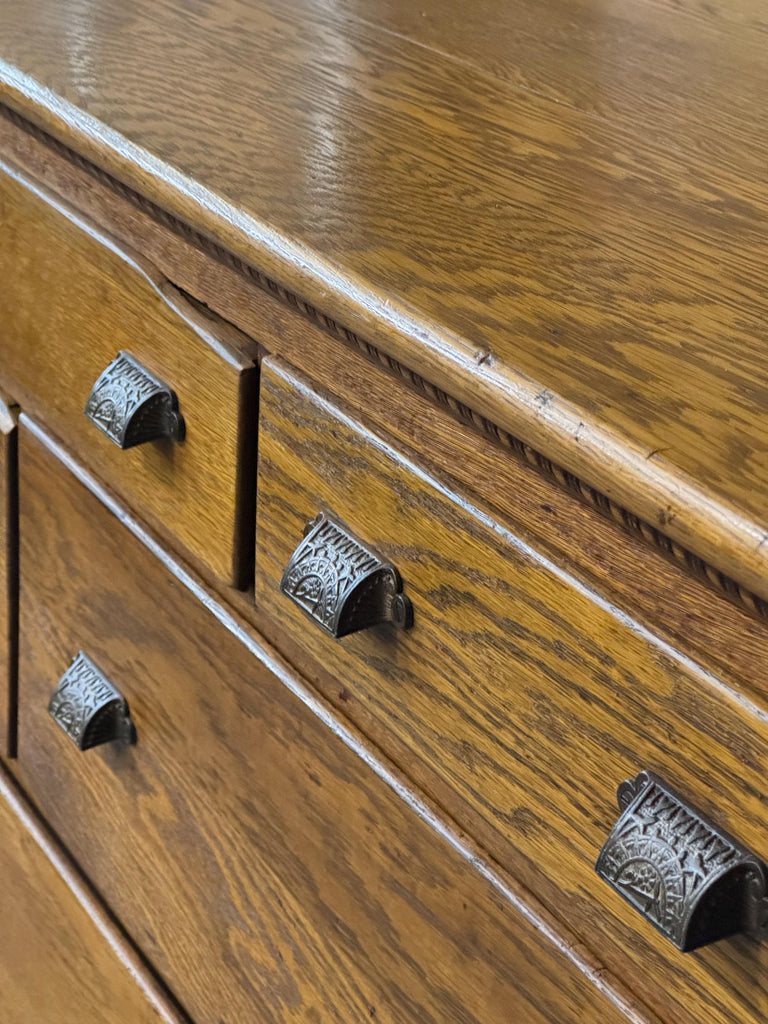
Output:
0 394 16 759
0 771 167 1024
254 357 768 1024
12 421 631 1024
0 159 257 586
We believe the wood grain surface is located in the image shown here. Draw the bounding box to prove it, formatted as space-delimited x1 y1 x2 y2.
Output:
255 316 768 710
0 764 173 1024
255 357 768 1024
2 110 765 708
2 0 768 597
13 419 646 1024
301 0 768 188
0 157 258 586
0 394 17 759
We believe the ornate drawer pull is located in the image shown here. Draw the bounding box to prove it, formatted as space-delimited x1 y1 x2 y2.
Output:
48 652 136 750
281 512 413 638
85 351 185 448
596 770 768 951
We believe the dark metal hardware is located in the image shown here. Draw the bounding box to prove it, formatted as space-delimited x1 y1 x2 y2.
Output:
281 512 413 638
596 770 768 951
85 351 185 448
48 652 136 751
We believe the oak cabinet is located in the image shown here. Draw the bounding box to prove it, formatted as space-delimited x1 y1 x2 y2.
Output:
2 3 768 1022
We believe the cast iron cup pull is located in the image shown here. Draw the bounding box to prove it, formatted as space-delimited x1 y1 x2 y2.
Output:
48 652 136 751
85 351 185 448
596 770 768 951
281 512 414 639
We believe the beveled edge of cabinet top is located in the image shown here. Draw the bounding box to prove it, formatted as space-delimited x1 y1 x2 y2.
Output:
1 10 768 611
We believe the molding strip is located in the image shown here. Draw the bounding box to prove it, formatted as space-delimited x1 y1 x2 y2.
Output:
1 101 765 621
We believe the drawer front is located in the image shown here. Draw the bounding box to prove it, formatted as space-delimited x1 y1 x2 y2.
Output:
0 395 16 757
0 159 257 585
13 422 629 1024
0 772 166 1024
254 357 768 1024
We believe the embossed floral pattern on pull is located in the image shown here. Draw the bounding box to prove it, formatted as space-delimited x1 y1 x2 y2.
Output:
596 771 768 951
281 513 413 638
85 351 184 448
48 652 136 750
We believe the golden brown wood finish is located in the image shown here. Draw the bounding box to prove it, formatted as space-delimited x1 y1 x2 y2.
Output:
257 317 768 708
0 158 258 586
0 395 17 758
13 420 644 1024
2 109 765 708
0 767 175 1024
2 0 768 597
294 0 768 189
255 357 768 1024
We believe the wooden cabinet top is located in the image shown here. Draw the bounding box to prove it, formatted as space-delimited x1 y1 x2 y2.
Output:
2 0 767 599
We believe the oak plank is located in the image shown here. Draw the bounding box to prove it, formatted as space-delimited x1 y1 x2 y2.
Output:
297 0 768 188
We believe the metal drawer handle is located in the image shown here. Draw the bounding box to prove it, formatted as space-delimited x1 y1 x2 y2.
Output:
48 652 136 750
85 351 185 448
596 770 768 951
281 512 413 639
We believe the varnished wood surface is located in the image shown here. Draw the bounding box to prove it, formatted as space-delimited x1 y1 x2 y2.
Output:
256 357 768 1024
14 420 645 1024
2 1 768 596
257 310 768 710
0 763 174 1024
303 0 768 189
0 395 17 759
0 157 258 586
2 109 765 705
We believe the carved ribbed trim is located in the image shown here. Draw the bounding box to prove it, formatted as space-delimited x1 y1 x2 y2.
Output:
3 101 766 620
